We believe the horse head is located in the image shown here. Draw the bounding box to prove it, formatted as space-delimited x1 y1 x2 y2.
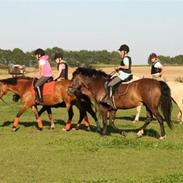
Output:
68 67 109 100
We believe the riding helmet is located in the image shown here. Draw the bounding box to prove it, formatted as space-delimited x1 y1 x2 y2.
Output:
118 44 130 52
34 48 45 56
149 53 158 60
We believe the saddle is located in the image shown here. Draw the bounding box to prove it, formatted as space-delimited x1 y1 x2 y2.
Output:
104 74 133 94
114 75 133 95
32 77 56 96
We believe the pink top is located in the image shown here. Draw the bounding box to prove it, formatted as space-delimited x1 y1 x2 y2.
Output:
39 55 52 77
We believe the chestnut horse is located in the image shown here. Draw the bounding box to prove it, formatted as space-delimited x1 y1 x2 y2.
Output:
0 77 99 131
68 67 173 139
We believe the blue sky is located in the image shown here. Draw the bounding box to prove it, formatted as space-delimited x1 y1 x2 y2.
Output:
0 0 182 64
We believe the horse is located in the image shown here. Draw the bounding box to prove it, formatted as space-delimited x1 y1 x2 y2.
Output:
0 77 99 131
68 67 173 139
133 80 183 124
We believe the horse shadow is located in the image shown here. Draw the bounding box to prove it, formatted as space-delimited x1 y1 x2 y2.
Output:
106 124 160 139
1 119 66 129
1 120 160 138
115 116 147 122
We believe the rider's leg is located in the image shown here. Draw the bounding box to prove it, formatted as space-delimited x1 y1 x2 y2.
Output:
35 77 50 104
102 77 122 107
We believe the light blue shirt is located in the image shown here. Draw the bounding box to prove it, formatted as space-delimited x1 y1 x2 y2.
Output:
118 57 131 80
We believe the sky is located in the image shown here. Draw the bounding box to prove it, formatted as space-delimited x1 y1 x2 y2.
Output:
0 0 183 65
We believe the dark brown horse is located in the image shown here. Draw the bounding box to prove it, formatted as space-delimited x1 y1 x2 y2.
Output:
68 67 173 139
0 77 99 131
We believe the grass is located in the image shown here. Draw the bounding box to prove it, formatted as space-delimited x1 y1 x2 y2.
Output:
0 94 183 183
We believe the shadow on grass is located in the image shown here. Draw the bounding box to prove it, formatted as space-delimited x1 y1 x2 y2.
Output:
1 119 160 138
1 119 66 129
115 116 147 122
105 124 160 138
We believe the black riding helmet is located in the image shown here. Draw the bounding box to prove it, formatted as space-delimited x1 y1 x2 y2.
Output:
54 53 63 59
34 48 45 56
118 44 130 53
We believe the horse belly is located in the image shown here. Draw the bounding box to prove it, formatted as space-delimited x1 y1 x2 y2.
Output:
114 95 140 109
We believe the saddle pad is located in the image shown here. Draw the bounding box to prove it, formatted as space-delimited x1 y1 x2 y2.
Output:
31 81 56 96
42 81 56 96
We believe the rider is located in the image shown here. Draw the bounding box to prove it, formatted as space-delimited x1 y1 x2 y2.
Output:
34 48 53 104
54 53 68 81
101 44 132 108
149 53 164 80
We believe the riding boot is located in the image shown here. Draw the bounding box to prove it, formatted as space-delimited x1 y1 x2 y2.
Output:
36 86 43 104
101 86 115 109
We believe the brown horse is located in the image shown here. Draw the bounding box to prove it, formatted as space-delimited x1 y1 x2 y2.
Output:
0 77 99 131
68 67 173 139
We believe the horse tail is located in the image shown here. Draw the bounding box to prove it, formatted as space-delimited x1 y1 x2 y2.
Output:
159 81 173 129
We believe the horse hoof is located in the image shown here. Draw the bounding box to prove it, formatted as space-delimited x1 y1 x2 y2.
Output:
50 125 55 130
120 131 127 137
86 127 91 131
12 127 17 132
132 120 138 124
74 125 80 130
137 129 144 137
101 131 107 136
38 128 43 131
62 128 70 132
96 128 101 133
159 136 166 140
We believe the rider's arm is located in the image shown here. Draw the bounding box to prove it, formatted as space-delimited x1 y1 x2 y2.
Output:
38 59 46 77
54 64 65 80
115 57 129 70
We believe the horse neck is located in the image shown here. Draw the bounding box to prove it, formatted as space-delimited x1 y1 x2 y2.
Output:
5 80 32 96
82 77 106 101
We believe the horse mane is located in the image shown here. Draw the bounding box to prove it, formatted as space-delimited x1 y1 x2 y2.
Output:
0 77 33 85
73 67 110 79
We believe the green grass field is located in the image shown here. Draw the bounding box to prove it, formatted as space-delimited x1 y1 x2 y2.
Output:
0 94 183 183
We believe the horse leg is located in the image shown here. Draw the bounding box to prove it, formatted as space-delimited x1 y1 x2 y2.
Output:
137 106 153 137
74 109 87 130
31 106 44 130
133 103 142 123
63 106 74 131
175 101 183 124
154 112 166 140
99 105 108 135
85 104 101 132
109 110 117 129
38 106 55 129
12 105 29 131
108 110 127 137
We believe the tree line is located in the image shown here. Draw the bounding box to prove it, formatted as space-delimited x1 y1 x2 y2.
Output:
0 47 182 67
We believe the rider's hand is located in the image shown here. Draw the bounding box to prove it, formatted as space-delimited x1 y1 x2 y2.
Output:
115 66 119 71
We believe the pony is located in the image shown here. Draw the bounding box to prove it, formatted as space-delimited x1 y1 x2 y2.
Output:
68 67 173 139
133 80 183 124
0 77 99 131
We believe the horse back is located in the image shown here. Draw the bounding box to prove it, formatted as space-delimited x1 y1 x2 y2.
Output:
115 78 161 101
